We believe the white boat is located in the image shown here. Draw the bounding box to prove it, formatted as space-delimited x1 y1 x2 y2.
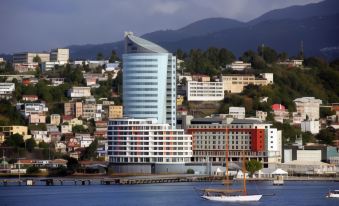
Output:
200 143 262 202
202 194 262 202
326 190 339 198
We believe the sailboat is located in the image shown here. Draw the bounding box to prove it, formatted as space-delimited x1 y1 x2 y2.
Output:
201 131 262 202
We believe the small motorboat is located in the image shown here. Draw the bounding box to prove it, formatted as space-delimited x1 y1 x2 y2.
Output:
326 190 339 198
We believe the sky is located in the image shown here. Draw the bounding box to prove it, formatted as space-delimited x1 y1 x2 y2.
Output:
0 0 322 54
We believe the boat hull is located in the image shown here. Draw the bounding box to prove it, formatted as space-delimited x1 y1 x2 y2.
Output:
327 193 339 198
201 194 262 202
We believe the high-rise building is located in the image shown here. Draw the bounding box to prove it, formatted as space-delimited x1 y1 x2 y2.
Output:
123 32 176 127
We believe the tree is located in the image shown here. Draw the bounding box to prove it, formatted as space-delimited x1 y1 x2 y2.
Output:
316 128 336 145
258 45 278 64
81 138 98 160
72 125 88 133
96 52 104 60
26 166 40 174
4 133 24 148
109 50 120 63
25 138 36 152
65 156 80 174
33 55 41 63
246 159 263 177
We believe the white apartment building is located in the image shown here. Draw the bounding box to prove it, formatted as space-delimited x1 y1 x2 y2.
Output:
107 118 192 164
225 61 251 71
222 74 272 93
301 120 320 134
293 97 322 121
68 87 92 98
186 81 224 101
229 107 246 119
16 102 48 117
256 110 267 121
0 83 15 99
187 119 282 165
50 48 69 62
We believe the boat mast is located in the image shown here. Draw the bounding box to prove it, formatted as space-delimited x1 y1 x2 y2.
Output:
225 128 229 186
242 151 247 195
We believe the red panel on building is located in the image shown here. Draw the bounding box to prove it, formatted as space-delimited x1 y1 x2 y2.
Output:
251 129 265 152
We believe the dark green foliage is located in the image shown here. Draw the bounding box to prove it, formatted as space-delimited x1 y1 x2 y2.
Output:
258 45 278 64
4 134 24 148
96 52 104 60
187 168 195 174
316 128 336 145
26 166 40 174
72 125 88 133
183 48 235 75
49 165 68 176
25 138 36 153
246 159 263 177
65 156 80 174
273 122 301 144
109 50 120 63
69 67 85 86
0 100 25 125
81 138 98 160
33 55 41 63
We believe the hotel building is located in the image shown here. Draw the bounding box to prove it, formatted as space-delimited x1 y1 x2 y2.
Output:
123 32 176 127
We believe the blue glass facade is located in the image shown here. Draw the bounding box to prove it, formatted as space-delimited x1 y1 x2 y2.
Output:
123 33 176 127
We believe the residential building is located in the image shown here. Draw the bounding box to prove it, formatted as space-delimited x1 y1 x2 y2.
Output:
293 97 322 121
176 95 184 106
105 62 120 72
256 111 267 121
278 59 303 67
222 74 272 93
192 75 210 82
47 78 64 86
16 102 48 117
123 32 176 127
108 105 123 119
186 119 282 165
64 101 83 118
0 83 15 99
225 61 251 71
40 61 67 72
22 95 38 102
50 48 69 62
31 130 49 143
50 114 61 125
13 63 39 73
0 132 5 144
278 160 336 175
82 99 96 120
107 118 192 172
186 81 224 101
75 133 93 148
272 104 289 123
68 87 91 98
301 120 320 134
29 114 46 124
0 126 30 140
13 52 50 64
229 107 246 119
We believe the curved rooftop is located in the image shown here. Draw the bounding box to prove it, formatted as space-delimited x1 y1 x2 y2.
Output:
125 33 168 54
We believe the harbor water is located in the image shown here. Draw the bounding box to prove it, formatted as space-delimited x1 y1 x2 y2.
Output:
0 180 338 206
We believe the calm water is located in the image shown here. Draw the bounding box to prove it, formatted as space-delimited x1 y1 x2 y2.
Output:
0 181 338 206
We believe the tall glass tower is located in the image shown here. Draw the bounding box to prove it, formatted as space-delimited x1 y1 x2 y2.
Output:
123 32 176 128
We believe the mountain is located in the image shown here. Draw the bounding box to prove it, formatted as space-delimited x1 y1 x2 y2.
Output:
68 0 339 60
162 14 339 57
69 18 245 59
249 0 339 25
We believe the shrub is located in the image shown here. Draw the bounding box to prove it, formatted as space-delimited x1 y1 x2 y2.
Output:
187 168 195 174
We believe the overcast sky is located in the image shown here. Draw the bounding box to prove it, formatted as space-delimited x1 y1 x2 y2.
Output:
0 0 322 53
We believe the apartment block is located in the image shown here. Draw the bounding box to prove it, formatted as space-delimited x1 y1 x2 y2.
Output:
67 87 91 98
186 81 224 101
50 48 69 62
0 83 15 99
293 97 322 121
222 74 272 93
108 105 123 119
13 52 50 64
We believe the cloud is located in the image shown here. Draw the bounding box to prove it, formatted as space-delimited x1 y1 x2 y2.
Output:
150 1 186 15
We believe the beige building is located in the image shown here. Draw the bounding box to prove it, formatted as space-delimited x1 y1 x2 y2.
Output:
50 48 69 62
186 81 224 101
222 74 272 93
50 114 61 125
13 52 50 64
293 97 322 121
29 114 46 124
64 102 83 118
108 105 123 119
82 102 96 120
0 126 31 140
